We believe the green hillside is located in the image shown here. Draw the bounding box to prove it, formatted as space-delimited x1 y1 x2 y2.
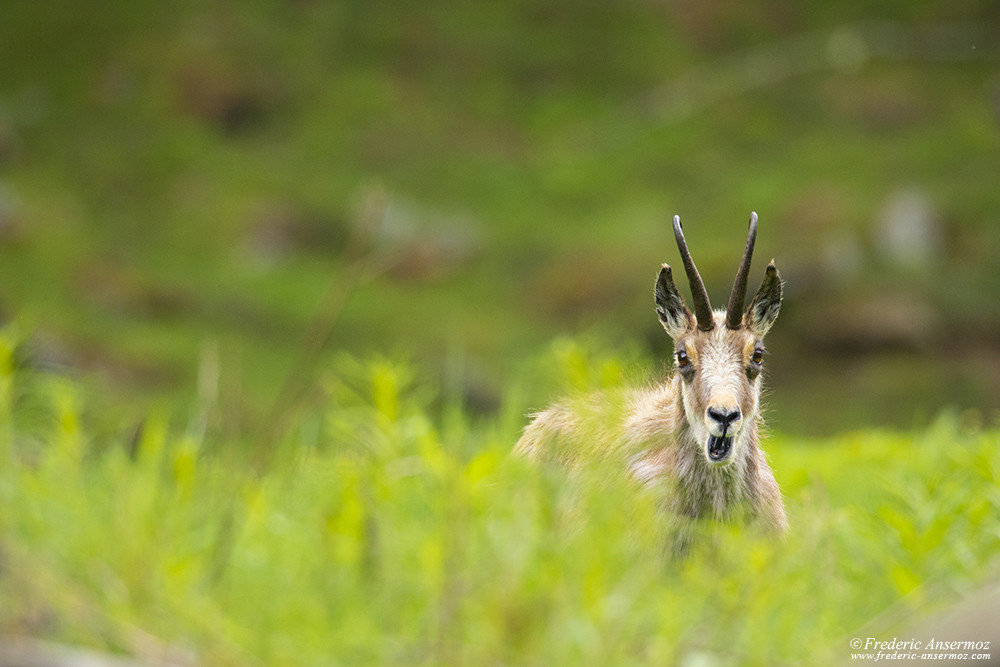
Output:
0 2 998 434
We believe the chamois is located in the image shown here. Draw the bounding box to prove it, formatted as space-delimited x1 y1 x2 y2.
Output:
516 213 787 535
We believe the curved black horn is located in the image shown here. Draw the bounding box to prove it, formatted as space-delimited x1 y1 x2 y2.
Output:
725 211 758 329
672 215 714 331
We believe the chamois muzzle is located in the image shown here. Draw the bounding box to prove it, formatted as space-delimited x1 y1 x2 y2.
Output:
707 406 741 430
706 396 741 463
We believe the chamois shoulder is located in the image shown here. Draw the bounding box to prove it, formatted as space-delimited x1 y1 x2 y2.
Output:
514 399 576 459
514 387 635 462
623 377 683 447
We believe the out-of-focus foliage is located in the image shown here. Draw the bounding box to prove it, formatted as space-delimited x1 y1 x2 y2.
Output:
1 3 998 663
0 2 998 434
1 330 998 665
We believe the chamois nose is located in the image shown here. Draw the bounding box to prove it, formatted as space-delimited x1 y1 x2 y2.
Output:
707 405 741 429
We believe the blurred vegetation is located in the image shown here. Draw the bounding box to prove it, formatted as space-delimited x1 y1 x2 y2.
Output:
1 330 998 664
0 3 999 661
0 1 998 435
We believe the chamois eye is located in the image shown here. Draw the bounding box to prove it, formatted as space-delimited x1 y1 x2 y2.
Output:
751 348 764 365
676 349 690 367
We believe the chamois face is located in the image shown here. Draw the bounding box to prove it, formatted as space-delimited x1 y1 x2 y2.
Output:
655 214 783 466
671 312 766 465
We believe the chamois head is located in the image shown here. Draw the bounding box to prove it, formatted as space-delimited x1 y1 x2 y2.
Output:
654 213 783 467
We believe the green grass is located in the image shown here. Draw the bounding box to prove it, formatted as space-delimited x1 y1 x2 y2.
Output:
1 327 997 665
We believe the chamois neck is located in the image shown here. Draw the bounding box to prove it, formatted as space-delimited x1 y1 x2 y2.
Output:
673 408 759 522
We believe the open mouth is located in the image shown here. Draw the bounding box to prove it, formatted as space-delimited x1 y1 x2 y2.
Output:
707 434 733 462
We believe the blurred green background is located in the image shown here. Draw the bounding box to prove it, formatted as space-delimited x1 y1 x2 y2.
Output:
0 0 998 436
2 4 1000 664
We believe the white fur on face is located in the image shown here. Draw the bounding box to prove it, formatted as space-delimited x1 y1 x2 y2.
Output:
680 311 761 465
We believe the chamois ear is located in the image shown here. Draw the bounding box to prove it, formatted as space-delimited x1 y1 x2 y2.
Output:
746 260 783 337
655 264 695 339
